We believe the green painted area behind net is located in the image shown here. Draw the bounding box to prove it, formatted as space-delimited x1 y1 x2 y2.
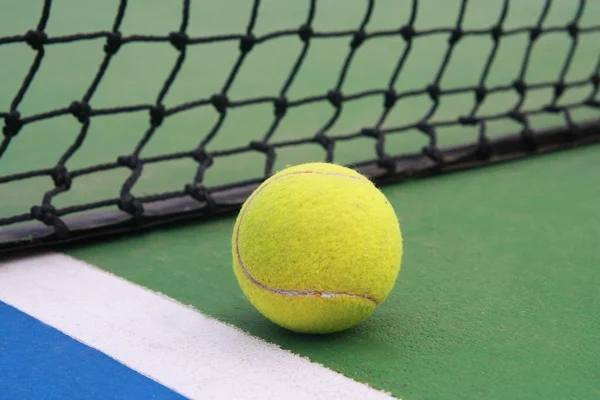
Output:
1 0 599 222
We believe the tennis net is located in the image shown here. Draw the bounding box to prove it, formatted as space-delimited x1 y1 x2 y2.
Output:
1 0 599 253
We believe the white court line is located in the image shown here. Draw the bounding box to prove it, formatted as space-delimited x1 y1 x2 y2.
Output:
0 253 397 400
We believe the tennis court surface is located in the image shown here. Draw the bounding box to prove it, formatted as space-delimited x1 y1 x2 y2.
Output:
1 1 599 399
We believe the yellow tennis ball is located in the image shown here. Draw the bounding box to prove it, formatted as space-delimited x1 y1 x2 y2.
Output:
231 162 403 334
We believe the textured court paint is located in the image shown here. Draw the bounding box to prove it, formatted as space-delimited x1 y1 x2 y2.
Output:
0 253 395 400
67 144 600 400
0 301 186 400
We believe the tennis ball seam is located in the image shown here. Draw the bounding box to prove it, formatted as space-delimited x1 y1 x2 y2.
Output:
235 169 379 306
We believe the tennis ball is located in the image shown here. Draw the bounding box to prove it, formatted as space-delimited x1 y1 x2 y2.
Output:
232 162 403 334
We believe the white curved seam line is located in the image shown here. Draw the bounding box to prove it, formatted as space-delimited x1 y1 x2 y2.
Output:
235 170 379 305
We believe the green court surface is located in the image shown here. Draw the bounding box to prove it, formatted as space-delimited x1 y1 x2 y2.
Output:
66 143 600 400
2 1 600 399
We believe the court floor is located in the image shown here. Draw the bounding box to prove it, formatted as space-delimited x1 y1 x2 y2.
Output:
1 1 600 399
2 142 599 400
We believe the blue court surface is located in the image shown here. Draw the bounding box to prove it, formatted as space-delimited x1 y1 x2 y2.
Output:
0 301 185 400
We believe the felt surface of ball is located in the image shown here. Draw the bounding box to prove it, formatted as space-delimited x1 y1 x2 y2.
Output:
232 162 403 334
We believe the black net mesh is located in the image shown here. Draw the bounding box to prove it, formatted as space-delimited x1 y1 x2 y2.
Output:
1 0 599 253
